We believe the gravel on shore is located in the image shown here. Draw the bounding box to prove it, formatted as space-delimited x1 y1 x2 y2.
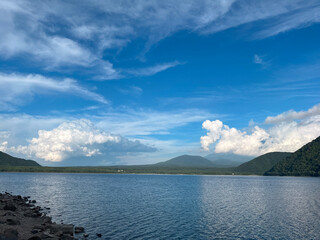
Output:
0 192 85 240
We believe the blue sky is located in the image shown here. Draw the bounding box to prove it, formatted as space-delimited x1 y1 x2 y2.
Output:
0 0 320 166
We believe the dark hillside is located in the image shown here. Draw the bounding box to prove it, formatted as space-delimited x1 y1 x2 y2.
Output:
265 136 320 176
0 151 40 167
235 152 291 174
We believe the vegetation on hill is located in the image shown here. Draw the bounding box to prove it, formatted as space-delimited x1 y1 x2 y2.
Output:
265 136 320 176
0 151 40 167
211 159 243 168
205 153 252 162
156 155 216 167
235 152 291 175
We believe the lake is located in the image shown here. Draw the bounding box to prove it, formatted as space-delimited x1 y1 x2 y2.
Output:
0 173 319 239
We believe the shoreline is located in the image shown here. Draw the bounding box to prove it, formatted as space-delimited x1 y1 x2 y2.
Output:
0 192 86 240
0 171 317 178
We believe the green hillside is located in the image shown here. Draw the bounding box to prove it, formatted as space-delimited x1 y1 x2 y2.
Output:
211 159 243 167
265 136 320 176
156 155 216 167
0 151 40 167
235 152 291 174
205 153 252 163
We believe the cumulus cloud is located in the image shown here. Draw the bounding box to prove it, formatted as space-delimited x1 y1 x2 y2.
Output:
0 131 10 152
14 119 155 162
0 109 212 165
201 105 320 156
0 72 107 110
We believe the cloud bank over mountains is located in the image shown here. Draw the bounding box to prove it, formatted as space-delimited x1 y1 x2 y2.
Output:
0 109 213 165
10 119 155 162
201 104 320 156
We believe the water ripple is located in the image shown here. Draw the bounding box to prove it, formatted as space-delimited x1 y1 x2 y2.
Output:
0 173 319 239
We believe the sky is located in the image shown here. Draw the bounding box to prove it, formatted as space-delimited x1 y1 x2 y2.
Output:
0 0 320 166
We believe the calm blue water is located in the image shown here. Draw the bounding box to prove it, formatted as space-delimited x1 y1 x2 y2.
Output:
0 173 319 240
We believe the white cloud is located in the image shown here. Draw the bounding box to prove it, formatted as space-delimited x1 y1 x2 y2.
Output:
255 5 320 39
13 119 155 162
118 86 143 96
126 61 182 77
0 72 108 110
0 131 10 152
265 104 320 124
96 109 216 136
0 108 213 164
254 54 263 64
201 105 320 156
0 0 319 78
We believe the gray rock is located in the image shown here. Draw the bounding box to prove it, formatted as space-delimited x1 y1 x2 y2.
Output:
74 227 84 233
27 236 42 240
3 203 16 211
49 224 74 235
1 229 19 240
6 218 21 225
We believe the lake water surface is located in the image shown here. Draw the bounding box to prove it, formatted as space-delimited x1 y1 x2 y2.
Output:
0 173 319 239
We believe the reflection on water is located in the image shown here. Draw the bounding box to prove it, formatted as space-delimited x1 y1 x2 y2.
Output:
0 173 319 239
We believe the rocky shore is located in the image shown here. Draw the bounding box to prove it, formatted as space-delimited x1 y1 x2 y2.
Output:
0 192 85 240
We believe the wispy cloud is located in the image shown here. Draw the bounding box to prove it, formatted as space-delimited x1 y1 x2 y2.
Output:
0 72 108 110
255 5 320 39
118 86 143 96
95 109 217 137
0 0 319 79
125 61 182 77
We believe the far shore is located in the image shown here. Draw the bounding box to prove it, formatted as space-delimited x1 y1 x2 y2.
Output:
0 166 316 177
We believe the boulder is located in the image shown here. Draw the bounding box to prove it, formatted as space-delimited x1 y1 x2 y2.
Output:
75 226 85 233
49 224 74 235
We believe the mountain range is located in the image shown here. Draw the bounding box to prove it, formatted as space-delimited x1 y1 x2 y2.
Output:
1 135 319 176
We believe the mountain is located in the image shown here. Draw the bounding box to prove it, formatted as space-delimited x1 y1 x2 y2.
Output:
156 155 216 167
205 153 252 162
210 159 243 168
265 136 320 176
0 151 40 167
235 152 291 174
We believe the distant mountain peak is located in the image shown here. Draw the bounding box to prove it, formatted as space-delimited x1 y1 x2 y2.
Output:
156 155 215 167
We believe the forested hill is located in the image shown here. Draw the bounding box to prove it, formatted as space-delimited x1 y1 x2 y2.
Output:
235 152 291 174
0 151 40 167
156 155 216 167
265 136 320 176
